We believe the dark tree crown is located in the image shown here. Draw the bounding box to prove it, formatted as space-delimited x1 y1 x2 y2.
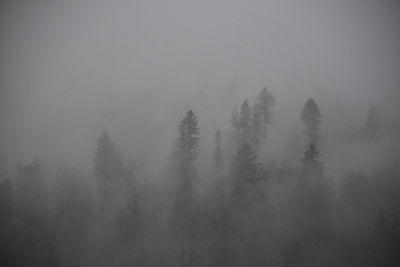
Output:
301 98 322 145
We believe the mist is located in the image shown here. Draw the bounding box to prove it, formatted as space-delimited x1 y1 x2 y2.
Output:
1 0 400 266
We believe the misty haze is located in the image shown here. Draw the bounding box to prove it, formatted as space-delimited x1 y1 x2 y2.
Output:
1 0 400 266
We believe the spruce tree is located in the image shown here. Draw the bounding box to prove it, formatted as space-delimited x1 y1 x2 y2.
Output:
297 143 332 252
301 142 324 179
300 98 322 146
176 110 199 167
230 143 263 209
170 111 199 225
94 132 123 208
14 160 56 267
170 110 200 265
254 87 275 140
231 103 240 141
54 164 93 267
251 102 263 150
117 165 141 245
238 100 253 147
213 130 223 172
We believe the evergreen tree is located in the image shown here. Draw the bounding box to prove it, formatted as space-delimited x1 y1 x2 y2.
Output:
251 102 263 150
254 87 275 140
230 103 240 141
213 130 223 172
172 110 199 215
230 143 263 209
116 163 142 246
169 110 200 265
15 159 49 219
295 143 332 261
176 110 199 168
14 160 56 267
238 100 253 147
300 98 322 146
301 142 324 179
54 164 93 267
94 132 123 208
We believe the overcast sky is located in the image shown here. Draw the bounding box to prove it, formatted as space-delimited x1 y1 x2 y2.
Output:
1 0 399 175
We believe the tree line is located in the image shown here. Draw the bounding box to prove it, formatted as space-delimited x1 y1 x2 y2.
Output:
1 87 400 266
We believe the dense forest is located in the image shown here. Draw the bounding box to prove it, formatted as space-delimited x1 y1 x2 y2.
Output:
1 1 400 266
1 87 400 266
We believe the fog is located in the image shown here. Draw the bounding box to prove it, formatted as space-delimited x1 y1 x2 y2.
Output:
1 0 400 266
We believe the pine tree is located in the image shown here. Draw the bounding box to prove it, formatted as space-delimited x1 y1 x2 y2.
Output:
176 110 199 168
15 159 48 217
94 132 123 208
230 143 263 209
117 164 141 245
14 160 56 267
254 87 275 140
300 98 322 146
170 111 199 230
301 142 324 179
230 103 241 147
213 130 223 172
238 100 253 147
54 164 93 267
170 110 200 265
251 102 263 150
211 130 227 214
296 143 332 256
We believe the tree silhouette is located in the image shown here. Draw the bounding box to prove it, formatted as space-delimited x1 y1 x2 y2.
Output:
300 98 322 146
230 143 263 209
231 103 240 144
301 142 324 179
254 87 275 140
238 100 253 147
94 132 123 208
54 164 93 267
170 110 200 265
176 110 199 167
14 160 56 267
213 130 223 172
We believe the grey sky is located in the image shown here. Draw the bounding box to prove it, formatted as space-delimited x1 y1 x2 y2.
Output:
1 0 399 175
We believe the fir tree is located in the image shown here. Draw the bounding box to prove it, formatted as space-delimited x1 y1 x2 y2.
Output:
117 167 142 245
176 110 199 168
238 100 253 147
213 130 223 172
251 102 263 150
301 142 324 179
254 87 275 140
230 143 263 209
170 110 200 265
14 160 56 267
231 103 240 142
54 164 93 267
94 132 123 208
300 98 322 146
